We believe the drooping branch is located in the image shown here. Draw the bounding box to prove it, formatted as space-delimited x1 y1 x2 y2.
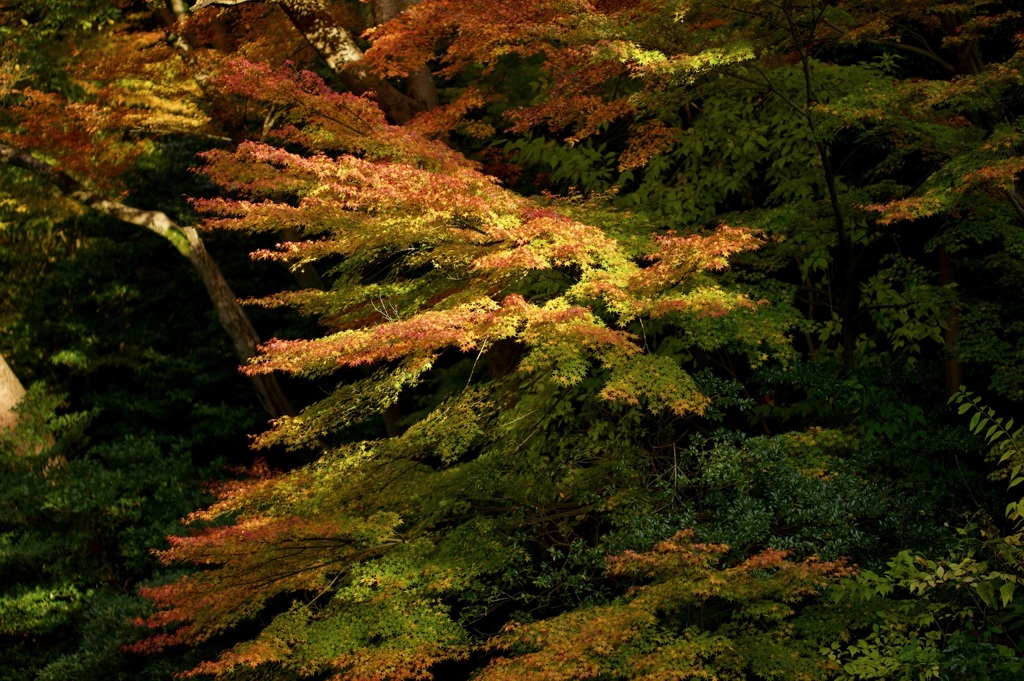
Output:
191 0 423 122
0 142 295 420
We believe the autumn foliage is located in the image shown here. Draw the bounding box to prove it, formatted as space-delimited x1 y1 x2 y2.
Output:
4 0 1024 680
118 56 797 676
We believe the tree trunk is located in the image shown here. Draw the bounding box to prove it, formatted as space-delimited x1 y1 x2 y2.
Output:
281 227 327 290
938 244 963 394
192 0 422 123
0 352 26 431
0 143 295 420
168 0 187 17
181 231 297 418
372 0 439 110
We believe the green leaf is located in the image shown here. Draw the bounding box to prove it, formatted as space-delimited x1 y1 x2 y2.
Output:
976 580 996 607
987 424 1000 442
1001 581 1015 607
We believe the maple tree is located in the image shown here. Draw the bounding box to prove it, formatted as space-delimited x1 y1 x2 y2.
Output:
369 0 1024 376
124 58 806 676
2 1 1024 679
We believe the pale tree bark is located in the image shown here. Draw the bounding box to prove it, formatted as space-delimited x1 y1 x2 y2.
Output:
192 0 423 122
0 143 296 420
0 351 55 453
0 352 26 431
162 0 193 52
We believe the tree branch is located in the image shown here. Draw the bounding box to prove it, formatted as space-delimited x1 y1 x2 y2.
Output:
0 142 295 419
